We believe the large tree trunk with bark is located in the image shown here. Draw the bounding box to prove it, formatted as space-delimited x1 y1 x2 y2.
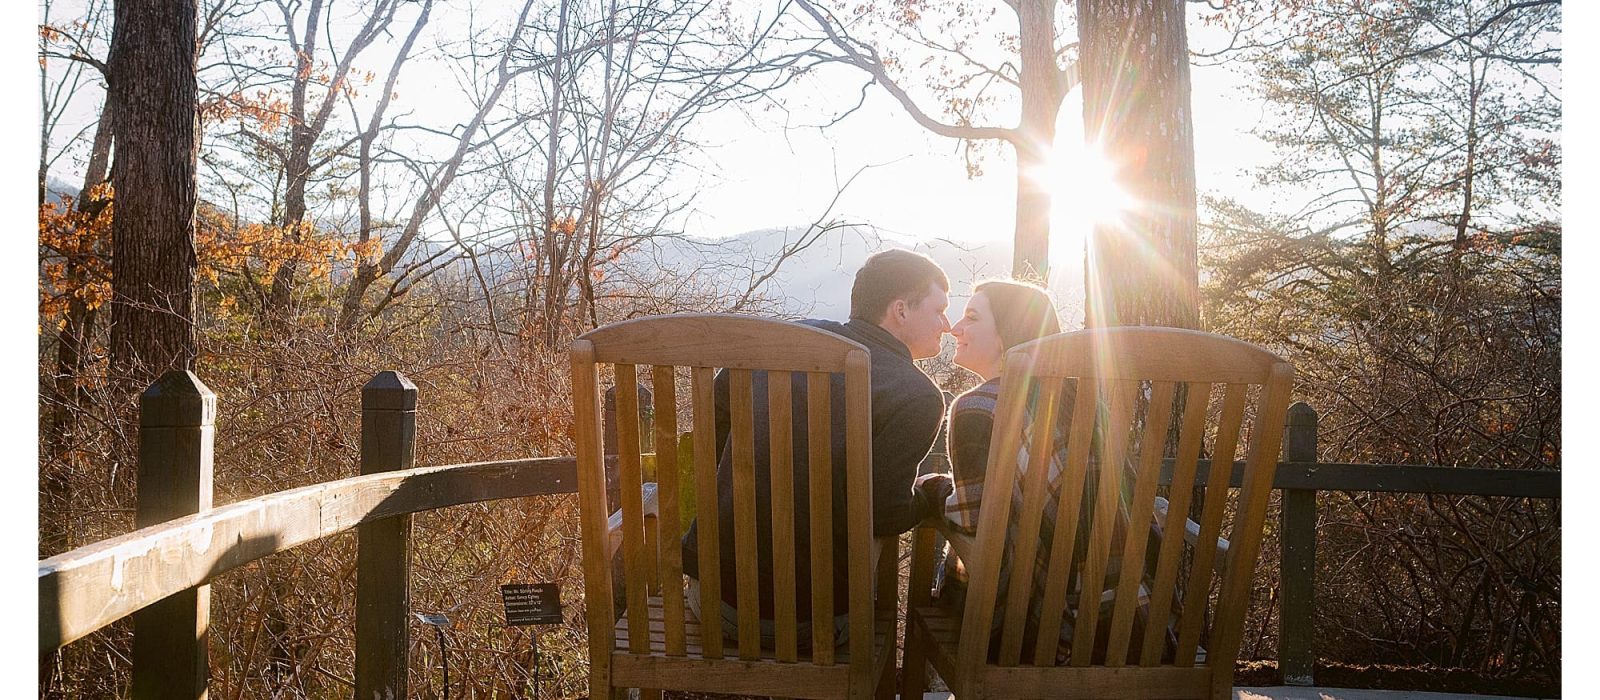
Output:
1077 0 1199 329
108 0 200 385
1012 0 1062 282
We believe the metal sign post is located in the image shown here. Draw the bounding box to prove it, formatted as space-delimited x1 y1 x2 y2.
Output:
413 612 452 700
500 583 563 698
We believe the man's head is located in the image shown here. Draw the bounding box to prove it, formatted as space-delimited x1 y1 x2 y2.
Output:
850 249 950 359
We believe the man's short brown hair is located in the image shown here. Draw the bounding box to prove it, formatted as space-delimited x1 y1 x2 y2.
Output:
849 248 949 323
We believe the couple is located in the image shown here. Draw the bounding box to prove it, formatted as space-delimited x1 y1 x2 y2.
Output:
681 248 1064 649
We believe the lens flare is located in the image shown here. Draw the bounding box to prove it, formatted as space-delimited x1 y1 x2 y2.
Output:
1027 140 1138 269
1050 143 1135 223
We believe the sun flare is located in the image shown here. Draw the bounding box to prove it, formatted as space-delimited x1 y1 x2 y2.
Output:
1032 140 1137 264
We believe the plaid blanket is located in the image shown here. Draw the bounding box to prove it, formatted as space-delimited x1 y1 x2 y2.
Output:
943 378 1081 622
939 377 1165 662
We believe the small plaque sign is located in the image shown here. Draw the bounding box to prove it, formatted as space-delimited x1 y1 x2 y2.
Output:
501 583 563 626
413 612 451 628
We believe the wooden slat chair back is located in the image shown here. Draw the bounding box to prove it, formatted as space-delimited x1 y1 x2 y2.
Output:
573 314 896 699
904 327 1294 700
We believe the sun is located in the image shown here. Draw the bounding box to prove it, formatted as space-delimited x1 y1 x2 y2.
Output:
1027 140 1137 264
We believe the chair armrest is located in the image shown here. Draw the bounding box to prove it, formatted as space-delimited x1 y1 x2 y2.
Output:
928 516 977 565
605 482 660 561
1153 496 1229 564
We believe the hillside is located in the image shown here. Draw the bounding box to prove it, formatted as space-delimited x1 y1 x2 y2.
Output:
626 225 1087 325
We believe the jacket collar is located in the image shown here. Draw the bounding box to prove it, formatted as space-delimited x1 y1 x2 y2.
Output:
845 318 912 360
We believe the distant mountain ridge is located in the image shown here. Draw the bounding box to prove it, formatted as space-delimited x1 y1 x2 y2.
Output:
631 224 1086 326
45 176 80 203
39 178 1087 327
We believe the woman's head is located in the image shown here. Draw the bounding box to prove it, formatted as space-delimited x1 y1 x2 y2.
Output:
951 279 1061 380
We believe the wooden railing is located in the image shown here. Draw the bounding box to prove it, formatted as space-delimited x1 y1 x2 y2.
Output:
1201 403 1561 686
38 373 1560 697
38 370 584 700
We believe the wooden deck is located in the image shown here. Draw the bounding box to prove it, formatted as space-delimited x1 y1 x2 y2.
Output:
903 689 1547 700
1233 688 1549 700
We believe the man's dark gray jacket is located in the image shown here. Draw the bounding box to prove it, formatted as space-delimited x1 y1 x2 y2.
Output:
680 319 945 619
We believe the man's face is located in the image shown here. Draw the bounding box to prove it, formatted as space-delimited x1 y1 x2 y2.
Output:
886 281 950 359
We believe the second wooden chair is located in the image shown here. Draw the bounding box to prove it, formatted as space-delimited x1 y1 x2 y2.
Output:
901 327 1295 699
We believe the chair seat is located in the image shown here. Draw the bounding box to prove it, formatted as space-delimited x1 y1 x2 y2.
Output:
910 604 1213 698
908 604 965 672
611 595 898 698
910 599 1204 671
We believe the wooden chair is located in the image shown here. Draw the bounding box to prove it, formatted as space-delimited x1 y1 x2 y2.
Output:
573 314 900 699
901 327 1295 699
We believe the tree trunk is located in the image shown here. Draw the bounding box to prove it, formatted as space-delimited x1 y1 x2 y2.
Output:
108 0 200 386
1077 0 1199 329
41 104 116 552
541 0 573 347
1451 60 1483 276
266 143 313 315
1012 0 1061 282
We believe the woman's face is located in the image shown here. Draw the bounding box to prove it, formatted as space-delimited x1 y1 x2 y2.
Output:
952 291 1004 380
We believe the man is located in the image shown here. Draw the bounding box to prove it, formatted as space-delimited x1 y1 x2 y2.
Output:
682 248 951 648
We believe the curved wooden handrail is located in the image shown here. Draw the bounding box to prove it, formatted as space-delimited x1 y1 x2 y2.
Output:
1005 327 1289 384
580 313 868 372
39 456 581 652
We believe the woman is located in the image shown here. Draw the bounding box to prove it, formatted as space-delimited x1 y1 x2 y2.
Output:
913 278 1162 663
913 279 1062 615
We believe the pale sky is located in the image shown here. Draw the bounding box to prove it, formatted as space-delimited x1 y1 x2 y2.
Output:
675 33 1273 260
36 1 1274 288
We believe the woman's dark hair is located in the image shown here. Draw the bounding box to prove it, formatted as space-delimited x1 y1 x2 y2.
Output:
972 279 1061 350
849 249 949 323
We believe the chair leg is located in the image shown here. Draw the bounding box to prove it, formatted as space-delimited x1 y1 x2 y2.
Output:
901 526 936 700
872 536 902 700
875 648 897 700
592 669 618 700
1209 669 1233 700
900 616 928 700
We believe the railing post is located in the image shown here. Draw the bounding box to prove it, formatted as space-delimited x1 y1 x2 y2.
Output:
356 371 417 700
1279 402 1319 687
131 370 216 700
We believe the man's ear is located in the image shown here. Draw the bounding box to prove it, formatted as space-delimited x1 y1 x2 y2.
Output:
887 298 908 323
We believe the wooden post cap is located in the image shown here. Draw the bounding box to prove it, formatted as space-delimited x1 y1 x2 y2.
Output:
1287 401 1317 425
139 370 216 427
362 371 418 411
1284 402 1318 462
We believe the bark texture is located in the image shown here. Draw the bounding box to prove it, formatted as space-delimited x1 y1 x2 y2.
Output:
1078 0 1200 329
108 0 200 383
1012 0 1063 281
